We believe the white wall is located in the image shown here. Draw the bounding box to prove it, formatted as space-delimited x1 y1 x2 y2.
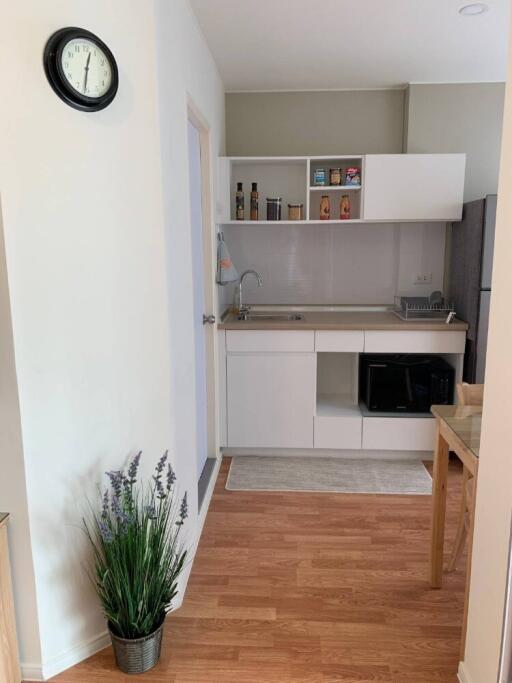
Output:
221 222 446 306
0 0 224 678
461 25 512 683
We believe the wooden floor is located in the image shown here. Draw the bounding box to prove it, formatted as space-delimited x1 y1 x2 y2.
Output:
50 457 466 683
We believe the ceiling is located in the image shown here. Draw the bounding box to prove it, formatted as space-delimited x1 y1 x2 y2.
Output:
189 0 510 91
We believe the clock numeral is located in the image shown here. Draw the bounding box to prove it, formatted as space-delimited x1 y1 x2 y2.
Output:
74 45 80 52
83 44 89 52
67 51 73 58
101 80 105 87
100 59 105 66
67 72 72 79
76 81 80 89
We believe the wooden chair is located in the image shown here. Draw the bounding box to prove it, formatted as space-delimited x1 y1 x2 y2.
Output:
447 382 484 572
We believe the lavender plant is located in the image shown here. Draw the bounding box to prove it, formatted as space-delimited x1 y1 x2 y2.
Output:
84 451 188 639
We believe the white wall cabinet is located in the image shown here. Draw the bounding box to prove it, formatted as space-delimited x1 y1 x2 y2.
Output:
227 353 316 448
363 154 466 222
218 153 465 224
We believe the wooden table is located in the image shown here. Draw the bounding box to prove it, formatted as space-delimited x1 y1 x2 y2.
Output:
0 514 21 683
430 404 482 660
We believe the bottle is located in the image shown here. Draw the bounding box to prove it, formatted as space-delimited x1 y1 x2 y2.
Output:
236 182 244 220
320 195 330 220
340 194 351 220
250 182 258 220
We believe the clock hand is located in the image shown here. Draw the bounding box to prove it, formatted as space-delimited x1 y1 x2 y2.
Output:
83 51 91 94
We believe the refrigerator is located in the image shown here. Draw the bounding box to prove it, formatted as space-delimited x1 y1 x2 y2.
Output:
450 194 496 384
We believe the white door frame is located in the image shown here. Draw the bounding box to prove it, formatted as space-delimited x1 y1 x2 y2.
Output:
187 96 221 466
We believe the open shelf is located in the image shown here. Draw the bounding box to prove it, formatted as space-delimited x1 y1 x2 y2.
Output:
220 219 364 225
309 185 362 192
317 394 362 418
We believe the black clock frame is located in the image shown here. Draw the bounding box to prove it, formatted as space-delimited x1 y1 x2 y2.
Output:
44 27 119 112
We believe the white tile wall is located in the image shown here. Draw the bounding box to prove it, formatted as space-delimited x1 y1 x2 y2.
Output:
218 222 446 307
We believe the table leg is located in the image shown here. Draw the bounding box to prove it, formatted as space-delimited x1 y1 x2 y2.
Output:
430 424 450 588
460 463 478 660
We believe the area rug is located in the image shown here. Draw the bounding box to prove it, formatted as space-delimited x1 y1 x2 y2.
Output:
226 456 432 495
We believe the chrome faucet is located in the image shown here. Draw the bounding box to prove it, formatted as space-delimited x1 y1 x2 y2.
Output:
234 269 263 313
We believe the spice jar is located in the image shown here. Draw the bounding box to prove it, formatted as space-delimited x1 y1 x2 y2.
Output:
340 194 351 220
288 203 304 221
313 168 326 186
266 197 282 221
320 195 330 220
329 168 342 186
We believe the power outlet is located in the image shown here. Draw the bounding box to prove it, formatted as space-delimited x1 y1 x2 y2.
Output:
414 273 432 285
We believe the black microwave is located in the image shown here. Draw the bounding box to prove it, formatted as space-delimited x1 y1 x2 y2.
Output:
359 354 454 413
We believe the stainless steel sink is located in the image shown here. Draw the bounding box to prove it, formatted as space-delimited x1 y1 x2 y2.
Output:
236 313 304 322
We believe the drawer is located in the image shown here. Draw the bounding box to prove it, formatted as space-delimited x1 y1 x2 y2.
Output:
362 417 436 451
226 330 315 353
364 330 466 354
315 330 364 352
314 416 362 449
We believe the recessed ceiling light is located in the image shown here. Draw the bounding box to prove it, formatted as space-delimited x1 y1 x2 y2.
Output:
459 3 489 15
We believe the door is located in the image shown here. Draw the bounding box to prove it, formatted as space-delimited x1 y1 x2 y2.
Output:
363 154 466 221
227 353 316 448
188 119 208 479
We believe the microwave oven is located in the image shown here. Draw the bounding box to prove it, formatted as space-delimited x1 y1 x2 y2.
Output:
359 354 455 413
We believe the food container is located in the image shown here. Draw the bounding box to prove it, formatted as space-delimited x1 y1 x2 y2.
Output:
320 195 330 220
266 197 282 221
313 168 326 186
288 203 304 220
344 167 361 186
329 168 342 186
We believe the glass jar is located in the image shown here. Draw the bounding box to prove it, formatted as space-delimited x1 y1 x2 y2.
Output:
313 168 326 186
266 197 282 221
288 203 304 220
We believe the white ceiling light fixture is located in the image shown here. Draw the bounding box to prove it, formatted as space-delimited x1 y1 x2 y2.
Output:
459 3 489 16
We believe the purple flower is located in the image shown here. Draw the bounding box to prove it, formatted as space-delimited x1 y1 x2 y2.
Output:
166 463 176 491
153 475 166 500
177 492 188 525
106 470 123 498
127 451 142 484
98 520 113 543
101 489 109 519
154 451 168 478
145 504 156 519
111 495 130 525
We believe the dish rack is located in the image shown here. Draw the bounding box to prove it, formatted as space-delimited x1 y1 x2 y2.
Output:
393 296 456 323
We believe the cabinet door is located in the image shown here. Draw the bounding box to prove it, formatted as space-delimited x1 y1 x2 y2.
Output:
363 154 465 221
227 353 316 448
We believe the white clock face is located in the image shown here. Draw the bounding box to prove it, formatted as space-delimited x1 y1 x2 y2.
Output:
60 38 112 98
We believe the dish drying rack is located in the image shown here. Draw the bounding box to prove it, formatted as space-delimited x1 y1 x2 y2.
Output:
393 295 456 323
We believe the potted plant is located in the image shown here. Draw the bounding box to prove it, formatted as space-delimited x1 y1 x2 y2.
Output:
84 451 188 674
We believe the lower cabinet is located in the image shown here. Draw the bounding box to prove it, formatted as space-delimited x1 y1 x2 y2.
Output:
362 416 436 451
227 353 316 448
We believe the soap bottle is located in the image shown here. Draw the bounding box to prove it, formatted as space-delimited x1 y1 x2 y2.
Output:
250 182 259 220
236 182 244 220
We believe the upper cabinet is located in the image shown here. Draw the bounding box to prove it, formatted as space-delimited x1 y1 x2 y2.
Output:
362 154 466 222
217 153 466 224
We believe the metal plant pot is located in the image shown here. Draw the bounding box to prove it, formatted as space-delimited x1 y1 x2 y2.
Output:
109 619 164 675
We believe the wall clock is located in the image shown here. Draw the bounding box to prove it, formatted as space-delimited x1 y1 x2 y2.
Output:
44 27 118 112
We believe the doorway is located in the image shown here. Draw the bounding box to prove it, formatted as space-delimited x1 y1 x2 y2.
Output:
187 101 218 510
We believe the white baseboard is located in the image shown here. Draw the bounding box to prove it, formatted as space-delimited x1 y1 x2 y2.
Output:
21 630 110 681
458 661 473 683
222 448 434 461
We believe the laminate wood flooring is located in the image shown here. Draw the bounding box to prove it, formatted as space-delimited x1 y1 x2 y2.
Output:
49 457 466 683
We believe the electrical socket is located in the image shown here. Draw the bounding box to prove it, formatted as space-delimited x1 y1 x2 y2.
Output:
414 273 432 285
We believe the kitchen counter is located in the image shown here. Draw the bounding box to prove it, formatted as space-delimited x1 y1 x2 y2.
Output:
219 309 469 332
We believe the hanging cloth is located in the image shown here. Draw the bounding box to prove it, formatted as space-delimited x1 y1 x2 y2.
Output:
216 232 239 285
